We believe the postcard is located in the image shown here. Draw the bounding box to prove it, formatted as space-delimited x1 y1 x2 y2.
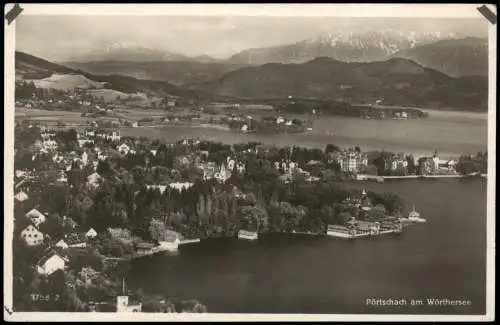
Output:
4 3 495 322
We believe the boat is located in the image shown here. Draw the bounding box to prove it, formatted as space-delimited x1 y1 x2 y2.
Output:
237 229 259 241
407 205 426 223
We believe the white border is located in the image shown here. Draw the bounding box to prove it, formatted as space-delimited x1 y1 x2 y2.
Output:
8 3 490 17
4 3 496 322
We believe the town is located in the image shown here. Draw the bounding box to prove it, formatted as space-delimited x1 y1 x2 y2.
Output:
12 116 488 312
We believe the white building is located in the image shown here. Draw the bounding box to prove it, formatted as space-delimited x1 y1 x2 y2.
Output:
57 172 68 183
15 170 27 179
52 154 64 164
215 163 232 183
116 295 142 313
146 184 167 194
42 140 58 151
227 158 236 171
14 191 29 202
87 172 102 187
236 162 246 174
85 228 98 238
78 139 94 148
117 143 131 155
20 225 44 246
37 252 67 276
109 131 121 142
276 116 285 124
168 182 194 192
55 239 69 249
25 208 46 227
84 130 95 137
82 151 89 166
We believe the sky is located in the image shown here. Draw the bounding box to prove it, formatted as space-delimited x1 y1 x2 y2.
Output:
16 15 489 62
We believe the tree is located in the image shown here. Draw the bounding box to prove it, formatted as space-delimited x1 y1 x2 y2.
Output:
67 247 104 272
336 211 352 225
39 214 65 240
237 205 268 231
456 156 480 175
149 219 178 242
406 154 416 175
367 204 386 220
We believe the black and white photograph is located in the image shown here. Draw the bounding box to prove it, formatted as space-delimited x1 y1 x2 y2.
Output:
4 4 495 321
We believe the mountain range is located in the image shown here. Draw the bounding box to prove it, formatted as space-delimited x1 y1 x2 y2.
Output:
15 51 488 111
391 37 488 77
59 33 488 83
66 42 221 63
226 30 461 64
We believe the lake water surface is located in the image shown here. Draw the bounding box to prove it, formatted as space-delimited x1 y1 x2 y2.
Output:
128 178 487 314
122 110 487 159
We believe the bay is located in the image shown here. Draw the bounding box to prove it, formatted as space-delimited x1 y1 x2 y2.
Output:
128 178 487 314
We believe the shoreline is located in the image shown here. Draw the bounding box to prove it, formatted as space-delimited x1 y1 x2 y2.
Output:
354 174 487 183
121 125 480 160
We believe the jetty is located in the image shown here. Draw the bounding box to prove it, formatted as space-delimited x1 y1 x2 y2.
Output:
326 222 403 239
179 238 201 245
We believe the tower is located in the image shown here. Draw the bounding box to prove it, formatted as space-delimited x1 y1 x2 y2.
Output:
116 277 129 312
116 296 129 313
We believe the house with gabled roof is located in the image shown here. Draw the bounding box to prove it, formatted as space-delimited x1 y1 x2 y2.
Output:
55 238 69 249
84 227 98 239
25 208 46 227
20 224 44 247
36 251 68 276
14 191 29 202
117 143 131 155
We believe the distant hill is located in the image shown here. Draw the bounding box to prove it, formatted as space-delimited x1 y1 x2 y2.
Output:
16 51 74 80
392 37 488 77
227 29 460 65
66 43 219 64
190 57 488 111
15 51 227 101
62 60 249 86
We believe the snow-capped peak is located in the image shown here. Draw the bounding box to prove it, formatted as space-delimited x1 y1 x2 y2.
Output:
105 42 160 53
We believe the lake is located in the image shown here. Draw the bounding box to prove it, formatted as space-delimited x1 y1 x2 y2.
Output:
122 110 487 159
128 178 487 314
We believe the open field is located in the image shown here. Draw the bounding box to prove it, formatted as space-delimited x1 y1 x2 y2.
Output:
15 107 118 127
26 73 106 91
